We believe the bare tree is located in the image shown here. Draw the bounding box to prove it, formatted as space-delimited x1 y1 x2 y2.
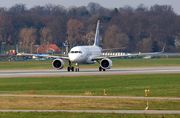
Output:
135 4 148 12
67 19 84 47
87 2 101 14
40 27 52 45
104 25 129 49
82 24 95 45
119 5 134 13
136 38 152 52
9 4 27 14
0 13 13 44
19 27 36 52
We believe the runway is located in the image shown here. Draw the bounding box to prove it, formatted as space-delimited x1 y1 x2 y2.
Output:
1 66 180 77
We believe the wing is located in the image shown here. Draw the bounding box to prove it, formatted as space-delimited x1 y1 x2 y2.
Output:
108 51 163 58
102 47 125 51
17 52 69 60
16 45 69 60
92 44 165 60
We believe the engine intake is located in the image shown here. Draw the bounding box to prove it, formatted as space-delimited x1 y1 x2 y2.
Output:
100 58 112 69
52 59 65 69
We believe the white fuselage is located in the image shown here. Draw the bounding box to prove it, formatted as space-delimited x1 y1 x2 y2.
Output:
68 46 102 64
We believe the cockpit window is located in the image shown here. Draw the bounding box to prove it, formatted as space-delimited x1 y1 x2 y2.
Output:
71 51 82 53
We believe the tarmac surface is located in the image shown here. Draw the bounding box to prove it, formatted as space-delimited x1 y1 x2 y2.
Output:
1 66 180 78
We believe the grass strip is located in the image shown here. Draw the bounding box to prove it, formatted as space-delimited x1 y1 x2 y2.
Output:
0 74 179 97
0 112 179 118
0 97 179 110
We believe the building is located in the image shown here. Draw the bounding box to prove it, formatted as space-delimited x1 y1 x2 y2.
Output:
35 44 61 54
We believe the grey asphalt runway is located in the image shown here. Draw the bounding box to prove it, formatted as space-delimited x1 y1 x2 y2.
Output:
1 66 180 78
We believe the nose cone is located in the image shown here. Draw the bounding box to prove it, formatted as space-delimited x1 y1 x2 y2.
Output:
69 53 84 63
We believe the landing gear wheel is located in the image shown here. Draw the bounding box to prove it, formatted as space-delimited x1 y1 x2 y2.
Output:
71 67 74 71
67 67 70 72
99 66 102 71
103 69 106 71
68 60 72 72
75 68 79 72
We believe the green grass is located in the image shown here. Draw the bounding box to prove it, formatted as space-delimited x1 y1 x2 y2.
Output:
0 112 179 118
1 58 180 70
111 58 180 67
0 74 179 117
0 60 52 69
0 74 179 97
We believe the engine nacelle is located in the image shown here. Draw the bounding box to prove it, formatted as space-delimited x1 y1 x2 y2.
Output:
52 59 65 69
100 58 112 69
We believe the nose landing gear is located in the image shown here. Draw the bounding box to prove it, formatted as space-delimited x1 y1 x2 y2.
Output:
67 61 79 72
75 63 79 72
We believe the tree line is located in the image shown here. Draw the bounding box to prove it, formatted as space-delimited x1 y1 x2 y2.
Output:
0 2 180 53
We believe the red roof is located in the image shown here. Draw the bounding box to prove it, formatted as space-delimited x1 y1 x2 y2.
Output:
35 44 61 53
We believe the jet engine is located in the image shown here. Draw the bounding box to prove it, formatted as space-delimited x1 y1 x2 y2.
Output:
52 59 65 69
100 58 112 69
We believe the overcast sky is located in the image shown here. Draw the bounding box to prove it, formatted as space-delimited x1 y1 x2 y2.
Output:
0 0 180 15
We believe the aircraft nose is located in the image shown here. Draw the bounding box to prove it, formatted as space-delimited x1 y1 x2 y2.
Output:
69 54 83 63
69 54 77 61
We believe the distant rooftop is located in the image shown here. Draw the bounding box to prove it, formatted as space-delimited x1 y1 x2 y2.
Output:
35 44 61 53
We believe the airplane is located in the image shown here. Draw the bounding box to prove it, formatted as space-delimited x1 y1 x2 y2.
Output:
17 20 165 72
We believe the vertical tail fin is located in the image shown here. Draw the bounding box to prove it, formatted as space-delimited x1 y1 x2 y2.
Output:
93 20 100 46
16 44 19 54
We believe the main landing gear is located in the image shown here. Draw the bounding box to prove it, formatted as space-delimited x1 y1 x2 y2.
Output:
67 60 74 72
67 61 79 72
99 66 106 71
97 61 106 71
